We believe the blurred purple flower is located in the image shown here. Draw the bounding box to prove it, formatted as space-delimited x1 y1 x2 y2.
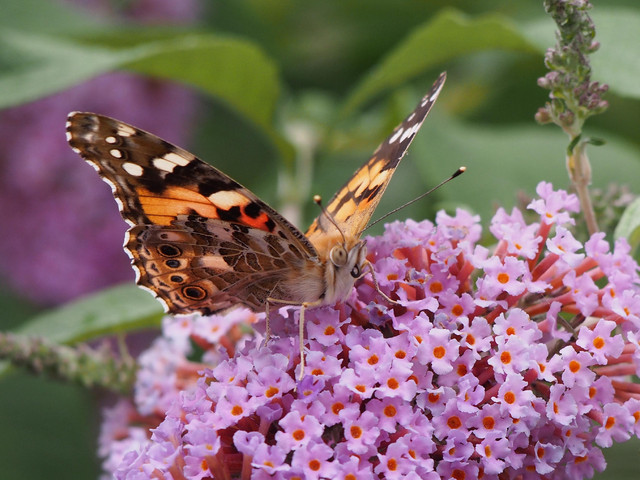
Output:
98 182 640 479
0 0 200 305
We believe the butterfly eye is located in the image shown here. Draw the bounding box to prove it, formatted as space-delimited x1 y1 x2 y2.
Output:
350 265 361 278
330 245 348 267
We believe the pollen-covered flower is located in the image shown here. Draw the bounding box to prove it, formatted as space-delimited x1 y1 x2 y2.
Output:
101 182 640 479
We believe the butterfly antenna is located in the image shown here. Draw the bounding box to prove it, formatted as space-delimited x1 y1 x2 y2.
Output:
364 166 466 232
314 195 347 244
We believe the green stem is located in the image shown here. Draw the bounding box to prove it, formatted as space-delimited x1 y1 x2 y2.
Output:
566 138 598 235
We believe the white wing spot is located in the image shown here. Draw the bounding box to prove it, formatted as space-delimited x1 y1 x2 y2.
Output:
400 123 420 143
153 157 177 173
164 151 191 167
105 136 118 144
117 124 136 137
388 127 404 144
407 113 416 122
109 149 123 159
208 190 249 209
122 162 144 177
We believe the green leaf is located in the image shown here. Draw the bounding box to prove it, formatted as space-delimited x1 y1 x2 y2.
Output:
0 28 291 160
0 30 126 108
0 0 105 34
614 198 640 251
343 9 541 115
15 284 163 344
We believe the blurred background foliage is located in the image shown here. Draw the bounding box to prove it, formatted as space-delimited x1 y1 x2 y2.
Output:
1 0 639 477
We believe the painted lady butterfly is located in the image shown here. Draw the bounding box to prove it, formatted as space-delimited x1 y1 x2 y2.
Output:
66 72 446 375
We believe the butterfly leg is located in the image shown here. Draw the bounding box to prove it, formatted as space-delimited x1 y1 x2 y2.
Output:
299 303 307 380
363 260 399 305
264 301 272 346
265 297 322 381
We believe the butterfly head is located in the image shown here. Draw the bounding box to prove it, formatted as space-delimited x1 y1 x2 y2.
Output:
322 236 367 305
329 241 365 278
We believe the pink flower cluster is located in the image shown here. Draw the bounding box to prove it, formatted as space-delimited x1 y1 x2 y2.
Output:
102 182 640 480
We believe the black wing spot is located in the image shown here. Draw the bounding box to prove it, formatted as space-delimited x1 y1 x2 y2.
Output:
138 166 167 194
197 175 241 197
182 285 207 300
165 259 181 268
170 275 184 283
244 202 262 219
217 205 242 222
264 218 276 232
158 244 182 257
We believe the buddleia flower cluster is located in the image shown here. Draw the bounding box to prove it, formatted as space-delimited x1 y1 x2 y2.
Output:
101 182 640 480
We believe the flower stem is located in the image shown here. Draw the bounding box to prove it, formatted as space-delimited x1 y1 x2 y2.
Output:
567 137 598 233
0 332 136 394
536 0 609 235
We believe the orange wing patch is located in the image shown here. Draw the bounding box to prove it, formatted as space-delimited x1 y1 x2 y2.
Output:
137 186 276 231
306 72 447 248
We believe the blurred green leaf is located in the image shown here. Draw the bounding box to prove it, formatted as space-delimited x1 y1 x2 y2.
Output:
0 374 99 478
591 8 640 99
614 198 640 251
343 8 541 115
0 28 291 159
0 0 105 34
0 29 125 107
15 284 163 344
522 7 640 99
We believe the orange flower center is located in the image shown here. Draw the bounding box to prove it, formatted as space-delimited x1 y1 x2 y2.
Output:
265 386 279 398
497 272 510 284
230 405 243 416
447 416 462 429
433 346 446 358
384 405 397 418
569 360 581 373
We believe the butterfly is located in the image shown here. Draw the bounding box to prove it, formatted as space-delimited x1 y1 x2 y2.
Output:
66 72 446 377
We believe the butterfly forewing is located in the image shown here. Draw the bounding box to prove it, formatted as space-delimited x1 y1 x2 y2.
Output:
305 72 446 247
66 113 319 314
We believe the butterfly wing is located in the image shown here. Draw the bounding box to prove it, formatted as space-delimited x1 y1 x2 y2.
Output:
306 72 446 246
66 113 319 315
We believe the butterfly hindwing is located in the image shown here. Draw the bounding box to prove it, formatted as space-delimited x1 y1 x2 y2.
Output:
66 113 318 314
306 72 446 246
125 219 315 315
